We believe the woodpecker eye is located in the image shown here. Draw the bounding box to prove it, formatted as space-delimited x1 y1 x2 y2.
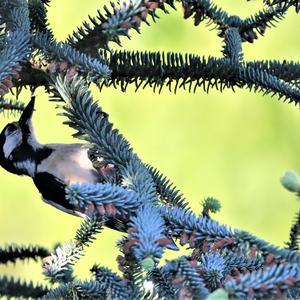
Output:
7 124 18 133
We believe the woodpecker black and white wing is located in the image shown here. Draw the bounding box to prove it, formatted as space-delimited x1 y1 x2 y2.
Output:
33 171 83 216
33 143 100 217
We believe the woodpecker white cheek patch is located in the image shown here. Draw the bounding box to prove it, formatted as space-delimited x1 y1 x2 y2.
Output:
3 131 22 159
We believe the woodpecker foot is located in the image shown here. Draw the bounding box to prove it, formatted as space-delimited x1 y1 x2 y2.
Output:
99 163 116 182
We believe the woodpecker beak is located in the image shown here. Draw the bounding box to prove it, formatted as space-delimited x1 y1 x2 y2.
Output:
19 96 35 127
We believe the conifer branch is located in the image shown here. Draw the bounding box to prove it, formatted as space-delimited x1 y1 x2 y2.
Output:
43 217 104 284
286 210 300 251
163 257 209 299
32 32 111 81
265 0 300 12
42 241 82 283
0 244 48 264
237 230 300 264
0 1 300 299
42 217 104 283
67 0 175 55
0 0 30 32
222 251 264 272
28 0 53 36
91 265 132 299
66 182 141 216
99 50 300 104
75 281 109 299
150 267 176 299
224 263 300 299
239 66 300 103
116 237 145 296
99 50 235 94
74 215 105 247
0 1 30 95
42 281 108 299
161 206 238 245
0 97 25 115
0 276 48 299
222 28 243 63
41 283 75 299
161 206 300 263
246 60 300 85
129 204 166 262
182 0 290 43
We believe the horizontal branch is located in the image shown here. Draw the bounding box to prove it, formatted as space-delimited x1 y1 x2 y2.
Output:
0 276 48 298
0 97 25 115
0 244 48 264
99 50 300 104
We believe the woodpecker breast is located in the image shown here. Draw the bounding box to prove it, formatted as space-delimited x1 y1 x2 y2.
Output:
37 143 99 185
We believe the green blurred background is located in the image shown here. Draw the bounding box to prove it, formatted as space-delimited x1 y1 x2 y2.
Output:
0 0 300 284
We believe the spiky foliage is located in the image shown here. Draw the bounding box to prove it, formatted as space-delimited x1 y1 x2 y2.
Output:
150 267 176 299
265 0 300 12
74 215 105 247
66 182 141 216
0 0 30 96
162 257 209 299
287 211 300 251
202 197 221 218
224 263 300 299
0 97 25 115
67 0 175 55
41 281 107 299
0 276 48 299
0 244 48 264
28 0 52 35
128 204 166 262
222 251 263 272
182 0 290 42
32 33 111 80
43 216 104 284
0 1 300 299
1 0 300 103
91 265 132 300
98 49 300 103
199 252 226 289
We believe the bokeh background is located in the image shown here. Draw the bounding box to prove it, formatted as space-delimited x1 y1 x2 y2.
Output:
0 0 300 285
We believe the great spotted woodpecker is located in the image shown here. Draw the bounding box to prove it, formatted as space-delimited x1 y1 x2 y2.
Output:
0 98 179 250
0 97 103 217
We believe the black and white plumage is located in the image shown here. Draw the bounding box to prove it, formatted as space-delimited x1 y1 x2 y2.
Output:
0 97 102 217
0 98 179 250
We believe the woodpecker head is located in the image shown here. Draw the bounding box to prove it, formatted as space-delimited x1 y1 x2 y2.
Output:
0 97 41 176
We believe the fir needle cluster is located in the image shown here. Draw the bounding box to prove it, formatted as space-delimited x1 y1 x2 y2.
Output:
0 0 299 299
